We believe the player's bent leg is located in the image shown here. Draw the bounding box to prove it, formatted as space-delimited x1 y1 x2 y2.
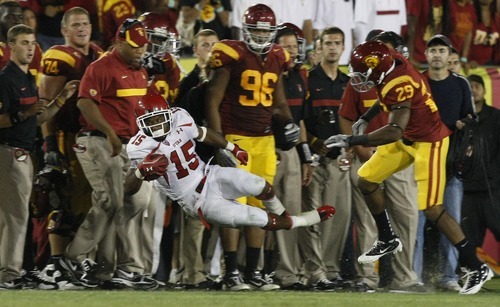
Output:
255 181 286 215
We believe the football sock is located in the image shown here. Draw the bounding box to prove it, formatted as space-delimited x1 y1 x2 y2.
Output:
373 210 397 241
263 249 274 275
223 251 238 275
455 239 482 270
245 247 261 277
262 196 286 215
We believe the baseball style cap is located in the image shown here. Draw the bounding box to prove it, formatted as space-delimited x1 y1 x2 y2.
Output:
116 18 149 47
468 74 485 88
366 29 383 41
426 34 453 48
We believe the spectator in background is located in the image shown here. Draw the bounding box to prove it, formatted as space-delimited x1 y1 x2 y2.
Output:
461 74 500 256
407 0 451 67
273 0 315 54
468 0 498 68
449 0 477 73
354 0 407 46
22 7 36 31
97 0 136 50
448 48 463 73
417 34 476 292
313 0 354 65
35 1 65 51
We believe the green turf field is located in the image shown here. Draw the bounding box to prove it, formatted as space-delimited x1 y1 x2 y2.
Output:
1 277 499 307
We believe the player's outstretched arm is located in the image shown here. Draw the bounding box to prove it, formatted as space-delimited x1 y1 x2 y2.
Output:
196 125 248 166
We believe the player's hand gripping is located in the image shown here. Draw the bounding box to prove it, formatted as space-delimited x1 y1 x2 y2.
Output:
352 117 368 136
135 153 169 181
217 142 248 167
324 134 351 148
284 119 300 144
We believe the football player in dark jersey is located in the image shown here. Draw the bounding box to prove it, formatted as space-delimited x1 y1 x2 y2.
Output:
205 3 299 291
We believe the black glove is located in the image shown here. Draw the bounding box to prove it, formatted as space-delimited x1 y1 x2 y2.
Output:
143 55 165 77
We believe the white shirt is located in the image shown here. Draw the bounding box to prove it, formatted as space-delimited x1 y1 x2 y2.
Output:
314 0 355 65
127 107 206 202
354 0 407 45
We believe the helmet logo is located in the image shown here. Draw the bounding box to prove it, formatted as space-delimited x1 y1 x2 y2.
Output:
363 55 380 69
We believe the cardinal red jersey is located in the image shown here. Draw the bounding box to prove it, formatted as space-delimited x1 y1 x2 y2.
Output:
209 40 290 136
377 59 451 142
148 52 181 102
41 43 103 133
97 0 136 49
339 83 388 134
78 48 148 138
0 41 43 82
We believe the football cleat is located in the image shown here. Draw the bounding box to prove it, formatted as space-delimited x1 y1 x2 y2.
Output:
459 264 493 295
223 271 250 291
246 270 280 291
0 277 26 290
312 279 336 291
110 269 158 290
358 238 403 264
317 206 336 222
59 257 99 288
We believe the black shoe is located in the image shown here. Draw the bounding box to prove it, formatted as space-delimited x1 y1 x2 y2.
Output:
313 279 336 291
245 270 280 291
459 264 493 295
59 257 99 288
223 271 250 291
0 277 26 290
110 269 158 290
183 279 217 290
358 238 402 264
353 281 375 293
281 282 311 291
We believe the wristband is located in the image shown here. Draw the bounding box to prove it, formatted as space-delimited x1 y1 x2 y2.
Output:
194 3 201 10
135 168 145 180
296 142 313 164
460 57 468 63
168 0 176 8
197 126 207 142
310 137 318 146
215 5 224 13
225 141 235 151
348 135 369 146
54 96 65 108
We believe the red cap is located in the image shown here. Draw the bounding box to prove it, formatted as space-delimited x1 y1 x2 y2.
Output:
116 19 149 47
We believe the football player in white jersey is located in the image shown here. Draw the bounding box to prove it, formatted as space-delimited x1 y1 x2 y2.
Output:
125 93 336 230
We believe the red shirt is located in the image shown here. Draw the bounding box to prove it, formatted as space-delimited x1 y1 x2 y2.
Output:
339 83 388 134
449 1 477 54
377 59 451 142
78 48 148 138
469 20 498 65
97 0 136 49
407 0 444 63
148 52 181 102
41 43 103 133
209 40 290 136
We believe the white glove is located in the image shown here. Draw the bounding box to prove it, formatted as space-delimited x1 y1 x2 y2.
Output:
324 134 351 148
352 117 368 136
284 120 300 144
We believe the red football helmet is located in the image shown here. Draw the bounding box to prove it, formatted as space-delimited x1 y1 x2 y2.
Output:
277 22 306 64
242 4 277 54
138 12 181 57
349 41 394 92
136 93 172 139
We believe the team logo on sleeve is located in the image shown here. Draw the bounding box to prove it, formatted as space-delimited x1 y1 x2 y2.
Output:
363 55 380 69
90 89 97 96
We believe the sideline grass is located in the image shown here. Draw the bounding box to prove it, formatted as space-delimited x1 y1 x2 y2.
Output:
1 277 499 307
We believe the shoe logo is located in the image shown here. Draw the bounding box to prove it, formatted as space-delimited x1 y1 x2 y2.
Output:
120 270 136 280
122 75 128 79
